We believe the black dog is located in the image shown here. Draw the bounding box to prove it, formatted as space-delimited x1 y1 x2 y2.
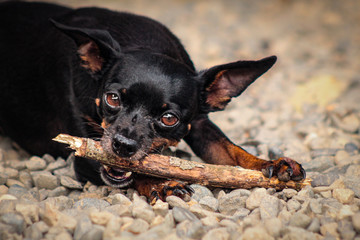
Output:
0 2 305 200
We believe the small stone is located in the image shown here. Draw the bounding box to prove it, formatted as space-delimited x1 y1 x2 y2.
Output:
7 184 28 198
282 189 298 199
57 212 77 232
0 212 26 234
125 218 149 234
259 195 280 219
346 165 360 177
339 114 360 133
18 171 33 188
309 199 322 214
173 206 198 223
41 203 60 226
338 205 354 220
302 156 335 172
73 215 92 240
283 226 318 240
320 190 332 198
48 186 69 197
297 186 314 198
201 216 219 228
150 215 164 227
6 179 25 188
31 171 59 190
132 193 151 210
320 222 339 238
105 204 132 217
289 212 312 229
60 176 83 189
111 193 132 206
202 227 229 240
132 207 156 224
0 185 8 194
74 198 110 210
43 196 74 211
242 226 274 240
338 219 356 240
166 195 189 209
219 219 238 231
344 142 359 154
190 184 214 201
103 216 122 238
89 211 114 226
15 202 40 224
335 150 351 166
46 159 67 172
307 218 320 233
352 212 360 232
264 217 282 238
218 191 247 215
0 194 17 201
9 160 26 170
80 225 104 240
42 154 56 163
176 219 205 239
3 167 19 178
152 200 169 217
287 199 301 212
245 188 267 210
199 196 218 212
26 156 47 170
332 188 355 204
0 199 16 214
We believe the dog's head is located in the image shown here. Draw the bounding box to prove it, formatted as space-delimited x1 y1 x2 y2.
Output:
52 20 276 188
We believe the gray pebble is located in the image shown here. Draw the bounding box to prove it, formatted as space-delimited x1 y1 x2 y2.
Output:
126 218 149 234
132 207 155 224
111 193 132 206
26 156 47 171
42 154 56 163
43 196 74 210
74 198 110 210
302 156 335 172
282 189 298 199
199 196 218 212
73 215 92 240
307 217 320 233
352 212 360 232
190 184 214 201
287 199 301 212
202 227 229 240
48 186 69 198
218 191 247 215
4 167 18 178
18 171 33 188
0 212 26 234
46 158 67 172
176 219 205 239
245 188 267 210
80 225 104 240
31 171 59 190
259 195 280 219
289 212 312 229
7 184 28 199
60 175 83 190
152 200 169 217
344 142 359 154
173 206 199 222
338 219 356 240
166 195 189 209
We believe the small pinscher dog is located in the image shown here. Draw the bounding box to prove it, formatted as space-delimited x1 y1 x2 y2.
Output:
0 2 305 201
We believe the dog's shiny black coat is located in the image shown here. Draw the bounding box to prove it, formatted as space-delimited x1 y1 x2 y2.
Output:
0 2 303 196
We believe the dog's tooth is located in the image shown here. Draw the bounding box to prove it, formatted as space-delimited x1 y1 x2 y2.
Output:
125 172 132 178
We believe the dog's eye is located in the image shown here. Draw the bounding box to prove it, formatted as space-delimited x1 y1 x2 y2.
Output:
160 113 179 127
105 93 120 108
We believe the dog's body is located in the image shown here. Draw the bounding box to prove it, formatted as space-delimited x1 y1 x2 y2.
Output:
0 2 305 200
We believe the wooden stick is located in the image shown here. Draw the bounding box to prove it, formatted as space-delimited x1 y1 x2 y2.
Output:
53 134 311 190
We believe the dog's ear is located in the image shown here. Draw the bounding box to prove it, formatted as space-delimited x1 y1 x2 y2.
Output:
198 56 277 112
50 19 121 73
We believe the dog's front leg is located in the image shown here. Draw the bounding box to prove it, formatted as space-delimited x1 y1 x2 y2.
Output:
185 115 305 182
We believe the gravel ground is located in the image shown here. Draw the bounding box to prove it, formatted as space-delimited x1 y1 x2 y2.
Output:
1 0 360 239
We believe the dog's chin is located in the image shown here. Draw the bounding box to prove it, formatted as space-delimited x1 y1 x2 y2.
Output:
100 165 134 188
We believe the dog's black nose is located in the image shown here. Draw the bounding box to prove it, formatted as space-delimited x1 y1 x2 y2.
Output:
112 134 138 158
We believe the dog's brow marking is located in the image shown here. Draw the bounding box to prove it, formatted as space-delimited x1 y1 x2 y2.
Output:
169 157 204 170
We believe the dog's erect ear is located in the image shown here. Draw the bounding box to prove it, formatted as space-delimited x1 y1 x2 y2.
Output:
50 19 121 73
198 56 277 112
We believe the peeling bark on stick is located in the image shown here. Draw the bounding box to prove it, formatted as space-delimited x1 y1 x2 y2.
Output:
53 134 311 190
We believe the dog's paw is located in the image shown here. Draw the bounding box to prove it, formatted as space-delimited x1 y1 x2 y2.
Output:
262 157 306 182
150 180 194 204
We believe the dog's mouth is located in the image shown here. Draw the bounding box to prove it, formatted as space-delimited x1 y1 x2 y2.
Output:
100 165 134 188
